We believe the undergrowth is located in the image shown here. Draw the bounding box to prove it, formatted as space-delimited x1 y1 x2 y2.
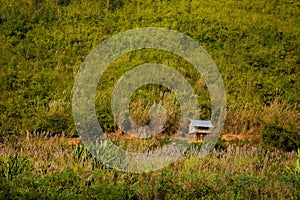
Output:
0 134 299 199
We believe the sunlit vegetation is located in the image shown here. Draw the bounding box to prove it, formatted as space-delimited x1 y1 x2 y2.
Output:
0 0 299 198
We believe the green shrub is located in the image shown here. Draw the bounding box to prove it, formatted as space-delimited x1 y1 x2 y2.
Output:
261 123 300 152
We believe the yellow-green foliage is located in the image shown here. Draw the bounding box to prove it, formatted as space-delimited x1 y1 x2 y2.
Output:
0 0 299 137
0 0 299 199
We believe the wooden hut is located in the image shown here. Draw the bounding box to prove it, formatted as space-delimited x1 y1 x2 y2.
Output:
188 119 213 141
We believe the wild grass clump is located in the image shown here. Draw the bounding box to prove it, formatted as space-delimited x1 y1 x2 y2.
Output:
261 100 300 151
224 100 300 149
0 134 299 199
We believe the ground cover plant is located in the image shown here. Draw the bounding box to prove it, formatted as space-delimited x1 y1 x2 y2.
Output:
0 0 299 199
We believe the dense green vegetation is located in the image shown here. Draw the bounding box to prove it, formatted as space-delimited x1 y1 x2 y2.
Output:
0 0 299 199
1 0 299 137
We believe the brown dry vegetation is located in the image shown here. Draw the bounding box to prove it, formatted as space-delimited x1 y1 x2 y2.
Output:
0 133 299 199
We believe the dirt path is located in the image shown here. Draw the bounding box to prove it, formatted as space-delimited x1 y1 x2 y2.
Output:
65 134 257 146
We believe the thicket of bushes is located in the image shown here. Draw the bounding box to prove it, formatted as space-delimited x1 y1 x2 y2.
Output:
0 0 299 151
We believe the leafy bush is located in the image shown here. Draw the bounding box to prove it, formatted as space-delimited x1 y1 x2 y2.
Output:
261 123 300 152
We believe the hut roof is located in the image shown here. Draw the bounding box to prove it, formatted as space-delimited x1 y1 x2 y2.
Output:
189 119 213 128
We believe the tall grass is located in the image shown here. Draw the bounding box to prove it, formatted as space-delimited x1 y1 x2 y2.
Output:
224 99 300 136
0 133 299 199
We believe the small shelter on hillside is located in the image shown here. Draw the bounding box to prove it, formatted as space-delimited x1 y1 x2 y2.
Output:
188 119 213 141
